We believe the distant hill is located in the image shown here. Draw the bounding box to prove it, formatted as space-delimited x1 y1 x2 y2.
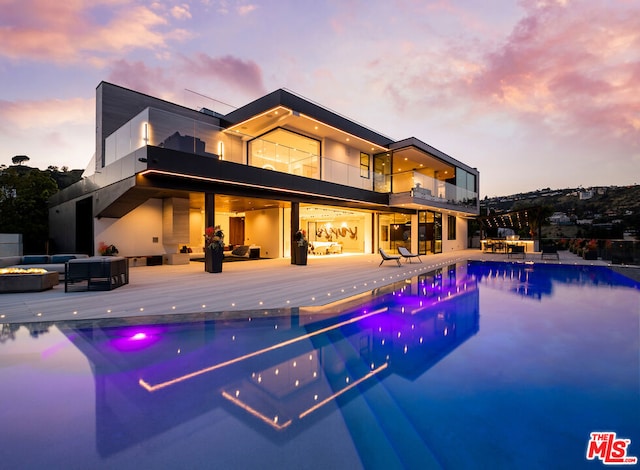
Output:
481 185 640 239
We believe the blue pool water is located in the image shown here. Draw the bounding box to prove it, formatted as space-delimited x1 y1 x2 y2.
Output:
0 261 638 469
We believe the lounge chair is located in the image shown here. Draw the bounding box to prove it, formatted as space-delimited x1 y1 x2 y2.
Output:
379 248 401 267
398 246 422 263
541 245 559 260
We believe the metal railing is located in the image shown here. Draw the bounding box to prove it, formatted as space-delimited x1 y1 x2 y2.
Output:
104 107 475 199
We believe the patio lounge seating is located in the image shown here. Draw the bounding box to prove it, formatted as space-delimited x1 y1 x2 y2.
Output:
379 248 401 267
65 257 129 292
0 254 89 280
225 245 250 258
541 245 559 260
398 246 422 263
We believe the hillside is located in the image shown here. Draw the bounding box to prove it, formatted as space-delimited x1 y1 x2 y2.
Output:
481 185 640 239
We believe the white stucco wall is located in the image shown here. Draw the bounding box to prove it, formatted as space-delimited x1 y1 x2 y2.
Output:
94 199 164 257
442 216 468 252
189 210 204 251
244 208 281 258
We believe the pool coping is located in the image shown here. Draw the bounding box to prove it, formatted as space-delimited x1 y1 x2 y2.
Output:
0 249 635 324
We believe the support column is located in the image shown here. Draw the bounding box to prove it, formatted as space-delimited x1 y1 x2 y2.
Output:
291 202 300 264
205 192 215 228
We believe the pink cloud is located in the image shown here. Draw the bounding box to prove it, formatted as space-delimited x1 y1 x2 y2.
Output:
0 97 93 131
467 1 640 143
0 0 189 64
0 97 94 169
171 4 192 20
237 4 258 15
106 60 175 96
380 1 639 149
181 53 266 95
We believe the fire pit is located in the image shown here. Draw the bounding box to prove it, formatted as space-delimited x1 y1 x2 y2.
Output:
0 268 59 293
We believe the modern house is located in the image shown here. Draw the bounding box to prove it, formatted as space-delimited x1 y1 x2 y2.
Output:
49 82 479 261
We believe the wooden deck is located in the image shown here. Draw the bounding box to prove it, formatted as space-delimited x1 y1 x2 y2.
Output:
0 249 618 324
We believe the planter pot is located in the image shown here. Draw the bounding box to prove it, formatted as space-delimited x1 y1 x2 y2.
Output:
583 250 598 260
292 244 308 265
205 247 224 273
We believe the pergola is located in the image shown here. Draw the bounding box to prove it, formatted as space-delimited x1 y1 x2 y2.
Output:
477 207 543 239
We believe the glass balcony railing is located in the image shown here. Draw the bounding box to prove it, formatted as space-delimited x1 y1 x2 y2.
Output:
103 107 476 207
391 170 478 208
103 107 376 191
104 108 231 166
323 159 373 190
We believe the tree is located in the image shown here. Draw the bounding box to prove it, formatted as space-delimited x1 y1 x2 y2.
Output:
0 166 58 253
525 205 555 240
12 155 30 165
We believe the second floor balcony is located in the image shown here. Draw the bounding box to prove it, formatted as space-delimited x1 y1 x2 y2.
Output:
388 170 478 212
103 107 478 214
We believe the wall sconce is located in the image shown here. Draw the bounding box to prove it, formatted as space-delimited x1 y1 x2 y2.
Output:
143 123 149 144
218 141 224 160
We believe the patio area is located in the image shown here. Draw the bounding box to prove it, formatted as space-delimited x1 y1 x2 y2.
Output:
0 248 628 324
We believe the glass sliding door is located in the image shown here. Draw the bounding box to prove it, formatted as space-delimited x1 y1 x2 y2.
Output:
378 212 411 254
418 210 427 255
434 212 442 253
300 204 368 255
421 210 442 254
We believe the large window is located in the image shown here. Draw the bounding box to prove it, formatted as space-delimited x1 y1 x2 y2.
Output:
301 205 368 254
378 212 411 252
373 152 390 192
456 167 477 205
248 128 320 177
360 152 370 179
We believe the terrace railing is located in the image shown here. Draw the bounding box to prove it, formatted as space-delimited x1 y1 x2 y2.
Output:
103 107 475 200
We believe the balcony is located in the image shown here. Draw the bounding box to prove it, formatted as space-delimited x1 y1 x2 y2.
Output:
102 108 477 212
104 107 378 192
389 170 478 214
104 108 228 167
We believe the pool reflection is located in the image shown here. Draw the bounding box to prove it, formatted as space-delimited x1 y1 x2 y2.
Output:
9 263 480 456
468 260 638 300
2 261 638 468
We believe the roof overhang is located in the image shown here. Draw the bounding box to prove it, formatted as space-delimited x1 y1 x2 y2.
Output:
93 146 394 218
223 89 393 154
391 137 478 175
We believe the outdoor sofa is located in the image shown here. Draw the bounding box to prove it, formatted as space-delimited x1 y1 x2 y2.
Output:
0 254 89 279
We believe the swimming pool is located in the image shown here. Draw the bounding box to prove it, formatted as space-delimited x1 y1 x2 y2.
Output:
0 261 638 469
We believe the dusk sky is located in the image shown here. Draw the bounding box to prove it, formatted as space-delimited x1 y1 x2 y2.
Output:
1 0 638 197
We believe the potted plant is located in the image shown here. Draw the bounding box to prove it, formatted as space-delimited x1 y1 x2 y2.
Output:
98 242 119 256
204 225 224 273
292 229 308 265
583 239 598 260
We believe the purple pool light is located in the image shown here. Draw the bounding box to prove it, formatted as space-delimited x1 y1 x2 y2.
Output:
110 327 164 352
